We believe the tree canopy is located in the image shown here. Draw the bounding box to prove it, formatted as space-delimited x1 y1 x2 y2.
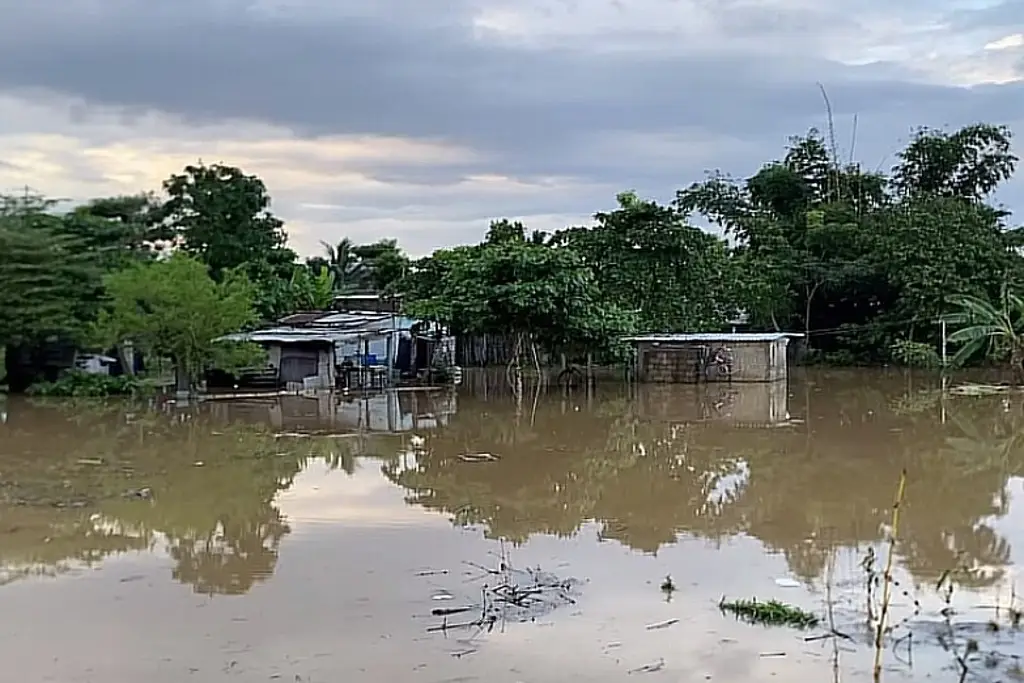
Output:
2 119 1024 393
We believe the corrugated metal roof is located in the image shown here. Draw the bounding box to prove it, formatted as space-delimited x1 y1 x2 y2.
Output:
216 326 389 344
278 311 330 325
623 333 801 342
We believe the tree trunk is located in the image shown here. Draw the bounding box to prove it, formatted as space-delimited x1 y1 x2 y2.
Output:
174 363 191 398
1012 347 1024 386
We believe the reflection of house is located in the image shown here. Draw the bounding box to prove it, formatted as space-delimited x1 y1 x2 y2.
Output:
217 306 452 390
207 390 457 433
625 333 801 383
634 383 790 427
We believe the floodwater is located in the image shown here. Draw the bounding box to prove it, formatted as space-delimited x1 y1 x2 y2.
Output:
2 369 1024 682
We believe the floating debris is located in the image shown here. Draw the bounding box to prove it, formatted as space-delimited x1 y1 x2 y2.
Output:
660 575 676 593
76 458 103 466
719 597 819 628
645 618 679 630
775 577 801 588
458 452 499 463
423 546 582 638
948 383 1013 396
629 658 665 674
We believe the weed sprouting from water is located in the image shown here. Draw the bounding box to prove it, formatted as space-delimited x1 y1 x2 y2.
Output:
873 469 907 682
719 597 819 628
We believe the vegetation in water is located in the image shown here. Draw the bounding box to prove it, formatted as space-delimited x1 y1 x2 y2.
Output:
719 597 819 628
25 370 149 397
1 120 1024 389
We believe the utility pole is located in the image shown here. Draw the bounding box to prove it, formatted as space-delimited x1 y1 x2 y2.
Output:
940 319 948 367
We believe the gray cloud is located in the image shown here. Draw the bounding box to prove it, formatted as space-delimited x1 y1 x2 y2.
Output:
0 0 1022 254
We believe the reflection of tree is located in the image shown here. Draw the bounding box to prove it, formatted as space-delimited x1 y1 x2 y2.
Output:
0 397 355 594
169 512 287 595
386 373 1024 584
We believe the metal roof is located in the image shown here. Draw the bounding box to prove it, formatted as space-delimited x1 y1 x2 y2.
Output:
278 311 330 325
216 326 389 345
623 333 802 343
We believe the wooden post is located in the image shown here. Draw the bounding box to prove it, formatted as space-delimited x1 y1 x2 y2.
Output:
940 319 948 367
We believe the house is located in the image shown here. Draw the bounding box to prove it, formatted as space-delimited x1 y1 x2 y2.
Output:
216 307 452 390
624 332 802 383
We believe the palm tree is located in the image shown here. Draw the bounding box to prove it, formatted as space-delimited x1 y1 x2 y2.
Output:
944 287 1024 382
319 239 366 293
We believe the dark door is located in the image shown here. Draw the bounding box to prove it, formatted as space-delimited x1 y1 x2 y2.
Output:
396 337 413 372
279 347 319 383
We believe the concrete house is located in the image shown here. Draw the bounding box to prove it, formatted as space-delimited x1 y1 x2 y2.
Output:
624 333 801 383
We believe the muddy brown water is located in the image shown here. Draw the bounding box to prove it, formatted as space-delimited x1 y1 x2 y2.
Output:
3 369 1024 681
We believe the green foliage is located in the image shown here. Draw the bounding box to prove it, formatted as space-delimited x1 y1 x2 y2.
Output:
889 339 941 368
288 265 336 310
0 194 102 346
26 369 147 397
554 192 736 333
2 120 1023 379
402 229 637 359
944 289 1024 379
680 124 1020 363
156 162 298 321
92 254 261 388
316 238 410 295
719 597 819 628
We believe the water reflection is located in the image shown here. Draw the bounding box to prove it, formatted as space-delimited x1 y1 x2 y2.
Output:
387 371 1023 587
0 398 370 594
1 371 1022 597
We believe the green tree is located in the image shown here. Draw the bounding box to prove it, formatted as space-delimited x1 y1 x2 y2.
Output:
288 265 335 310
403 230 636 375
353 239 409 293
892 124 1017 201
944 289 1024 382
156 163 298 320
319 238 364 293
93 254 263 392
61 194 164 271
554 191 735 333
0 194 101 391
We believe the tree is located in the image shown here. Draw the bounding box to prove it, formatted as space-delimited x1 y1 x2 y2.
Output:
353 239 409 292
0 194 102 391
158 163 292 276
61 194 164 271
319 238 364 293
288 265 335 310
892 124 1017 201
157 163 298 320
555 192 735 333
944 288 1024 382
403 230 636 400
93 254 263 393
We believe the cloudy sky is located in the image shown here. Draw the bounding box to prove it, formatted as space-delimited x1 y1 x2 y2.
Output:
0 0 1021 258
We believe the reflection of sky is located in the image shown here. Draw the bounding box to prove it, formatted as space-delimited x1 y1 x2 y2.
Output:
984 476 1024 585
276 458 450 530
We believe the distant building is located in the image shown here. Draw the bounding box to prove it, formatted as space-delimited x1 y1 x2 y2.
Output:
623 332 801 383
216 307 451 391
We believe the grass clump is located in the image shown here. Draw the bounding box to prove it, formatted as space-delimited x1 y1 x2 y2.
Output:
719 597 819 628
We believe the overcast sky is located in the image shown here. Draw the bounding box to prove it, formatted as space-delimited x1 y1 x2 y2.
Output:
0 0 1021 258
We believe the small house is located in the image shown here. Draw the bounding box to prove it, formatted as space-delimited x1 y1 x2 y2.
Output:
215 308 451 391
624 333 801 383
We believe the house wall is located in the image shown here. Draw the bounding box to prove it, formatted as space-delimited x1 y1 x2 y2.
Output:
635 339 789 383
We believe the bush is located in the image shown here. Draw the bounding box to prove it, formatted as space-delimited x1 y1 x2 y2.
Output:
889 339 941 368
27 370 148 397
